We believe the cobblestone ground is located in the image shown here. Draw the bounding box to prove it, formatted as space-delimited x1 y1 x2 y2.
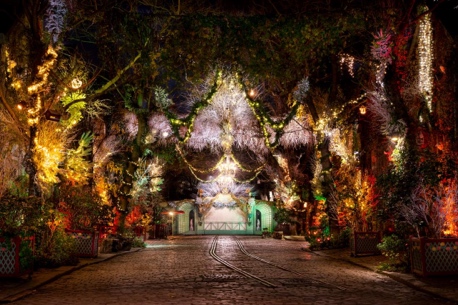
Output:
13 236 453 305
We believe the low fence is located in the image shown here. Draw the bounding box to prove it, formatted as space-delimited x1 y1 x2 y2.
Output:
410 237 458 276
350 231 381 257
0 236 35 277
201 222 249 234
65 229 99 258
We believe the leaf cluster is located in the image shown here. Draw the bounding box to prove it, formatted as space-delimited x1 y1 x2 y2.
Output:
0 194 44 237
376 149 445 221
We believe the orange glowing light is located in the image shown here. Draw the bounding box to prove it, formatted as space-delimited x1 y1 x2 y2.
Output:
441 181 458 237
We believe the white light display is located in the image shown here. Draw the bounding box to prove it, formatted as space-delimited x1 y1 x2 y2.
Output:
418 11 434 112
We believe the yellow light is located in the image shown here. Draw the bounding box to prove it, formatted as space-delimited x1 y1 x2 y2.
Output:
249 89 256 97
11 80 21 89
17 101 27 110
340 53 355 77
359 105 366 115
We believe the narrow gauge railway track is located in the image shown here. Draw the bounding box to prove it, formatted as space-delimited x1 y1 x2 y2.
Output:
209 235 346 290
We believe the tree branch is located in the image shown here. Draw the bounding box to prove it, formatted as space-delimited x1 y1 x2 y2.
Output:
92 51 142 99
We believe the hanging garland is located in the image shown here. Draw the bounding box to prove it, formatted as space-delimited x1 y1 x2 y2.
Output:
164 71 222 143
236 74 301 149
233 171 262 184
175 144 225 174
188 167 219 183
163 70 300 150
183 155 262 184
230 153 265 173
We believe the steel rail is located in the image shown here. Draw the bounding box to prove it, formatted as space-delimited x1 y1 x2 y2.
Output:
209 235 278 288
234 237 346 291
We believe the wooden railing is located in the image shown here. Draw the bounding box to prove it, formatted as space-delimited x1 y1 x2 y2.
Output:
203 222 248 231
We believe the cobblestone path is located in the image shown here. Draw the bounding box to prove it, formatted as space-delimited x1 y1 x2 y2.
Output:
12 236 453 305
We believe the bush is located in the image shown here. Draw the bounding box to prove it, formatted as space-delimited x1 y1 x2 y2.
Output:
377 234 409 272
306 227 350 250
132 237 146 248
35 228 79 268
0 194 43 237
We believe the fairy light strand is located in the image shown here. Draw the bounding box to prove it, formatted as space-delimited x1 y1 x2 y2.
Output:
418 10 434 113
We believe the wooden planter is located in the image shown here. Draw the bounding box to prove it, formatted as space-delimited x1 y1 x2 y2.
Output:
410 237 458 276
351 231 381 257
65 229 99 258
0 236 35 278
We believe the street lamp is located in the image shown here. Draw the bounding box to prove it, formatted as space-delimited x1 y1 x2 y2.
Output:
161 210 184 237
169 211 174 236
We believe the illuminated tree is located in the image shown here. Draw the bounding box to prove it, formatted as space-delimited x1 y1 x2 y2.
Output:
0 0 148 196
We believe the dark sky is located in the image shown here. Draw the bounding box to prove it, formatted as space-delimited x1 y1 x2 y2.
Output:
0 1 457 40
0 0 23 35
428 0 458 36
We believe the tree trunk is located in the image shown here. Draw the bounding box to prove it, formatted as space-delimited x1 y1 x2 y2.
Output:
117 112 147 233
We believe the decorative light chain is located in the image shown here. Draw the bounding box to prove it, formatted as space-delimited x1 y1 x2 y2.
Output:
237 74 300 149
27 45 58 126
164 71 222 143
176 144 225 174
418 9 434 113
233 171 262 184
229 153 265 172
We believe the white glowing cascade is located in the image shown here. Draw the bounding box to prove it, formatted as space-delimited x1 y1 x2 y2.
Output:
418 12 434 113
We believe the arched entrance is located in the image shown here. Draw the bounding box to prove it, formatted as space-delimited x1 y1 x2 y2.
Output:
189 210 195 231
174 199 275 235
254 201 273 233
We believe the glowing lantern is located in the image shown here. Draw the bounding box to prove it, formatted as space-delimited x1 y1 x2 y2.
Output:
71 78 83 89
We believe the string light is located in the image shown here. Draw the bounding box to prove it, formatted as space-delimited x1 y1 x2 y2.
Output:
340 53 355 77
165 71 221 143
175 144 225 174
27 45 58 95
418 9 434 112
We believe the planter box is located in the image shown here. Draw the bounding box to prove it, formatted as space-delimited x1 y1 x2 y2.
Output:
65 229 99 258
0 236 35 278
351 231 381 257
410 237 458 276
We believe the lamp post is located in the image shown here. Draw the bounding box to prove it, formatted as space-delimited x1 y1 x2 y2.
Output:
161 210 184 237
169 211 174 236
